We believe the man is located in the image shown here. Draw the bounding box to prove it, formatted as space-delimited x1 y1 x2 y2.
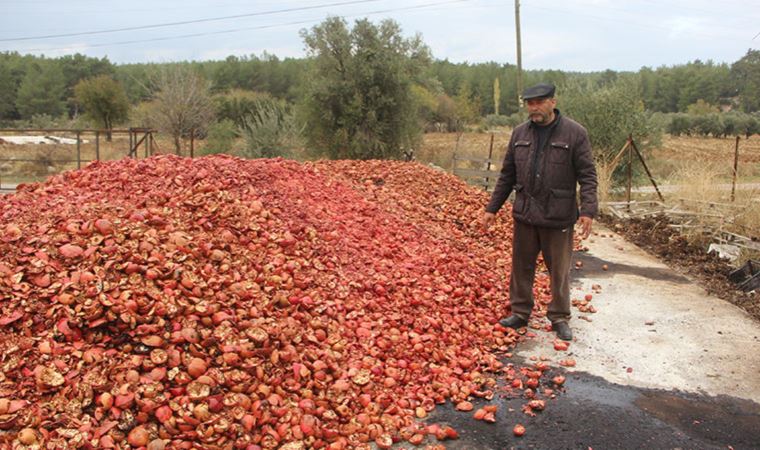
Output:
482 82 598 341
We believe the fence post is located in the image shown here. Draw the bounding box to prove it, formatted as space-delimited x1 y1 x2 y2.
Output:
144 130 149 158
129 128 134 158
625 135 633 208
95 131 100 161
190 129 195 158
485 133 495 191
731 136 740 202
76 131 82 169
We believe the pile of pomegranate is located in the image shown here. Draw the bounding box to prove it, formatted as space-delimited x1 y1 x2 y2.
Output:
0 156 558 449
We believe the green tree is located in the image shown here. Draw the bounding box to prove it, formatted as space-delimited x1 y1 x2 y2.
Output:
58 53 114 115
560 76 661 189
74 75 129 140
731 49 760 112
15 62 66 119
299 17 430 159
0 64 16 120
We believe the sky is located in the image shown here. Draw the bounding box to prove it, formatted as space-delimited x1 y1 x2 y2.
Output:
0 0 758 72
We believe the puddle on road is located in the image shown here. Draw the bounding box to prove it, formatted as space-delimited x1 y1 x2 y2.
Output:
427 364 760 450
635 390 760 447
573 251 691 284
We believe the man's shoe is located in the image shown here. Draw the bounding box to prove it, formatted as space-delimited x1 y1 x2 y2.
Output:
553 321 573 341
499 315 528 329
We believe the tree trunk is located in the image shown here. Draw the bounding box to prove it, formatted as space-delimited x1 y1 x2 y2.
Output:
173 134 181 155
105 116 113 142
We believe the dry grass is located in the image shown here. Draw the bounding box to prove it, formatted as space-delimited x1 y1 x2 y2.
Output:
650 134 760 180
416 130 511 171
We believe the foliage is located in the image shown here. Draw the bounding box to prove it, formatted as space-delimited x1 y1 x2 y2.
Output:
639 60 731 113
239 100 301 159
665 111 760 138
208 53 306 101
561 76 661 163
15 62 67 120
213 90 279 130
483 114 511 129
299 17 430 159
493 77 501 116
146 65 215 154
0 63 17 120
410 84 439 130
74 75 130 139
731 49 760 113
686 99 719 115
202 119 238 155
58 54 114 115
559 76 661 192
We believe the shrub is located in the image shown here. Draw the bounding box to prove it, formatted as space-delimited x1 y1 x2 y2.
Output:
483 114 511 129
240 100 302 159
202 119 238 155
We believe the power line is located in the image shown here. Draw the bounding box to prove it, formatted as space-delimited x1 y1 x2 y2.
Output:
19 0 471 53
0 0 385 42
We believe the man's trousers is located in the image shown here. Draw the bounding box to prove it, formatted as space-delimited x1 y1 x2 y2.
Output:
508 220 574 324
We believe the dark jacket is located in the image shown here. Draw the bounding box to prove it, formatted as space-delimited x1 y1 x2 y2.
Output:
486 110 598 228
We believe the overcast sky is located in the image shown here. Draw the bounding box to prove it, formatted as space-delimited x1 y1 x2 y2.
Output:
1 0 758 71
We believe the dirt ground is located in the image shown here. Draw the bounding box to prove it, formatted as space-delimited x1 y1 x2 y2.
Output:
601 214 760 322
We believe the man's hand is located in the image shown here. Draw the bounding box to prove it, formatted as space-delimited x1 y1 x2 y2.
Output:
482 212 496 232
577 216 593 240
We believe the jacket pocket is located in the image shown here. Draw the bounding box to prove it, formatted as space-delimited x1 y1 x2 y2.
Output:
513 140 531 162
546 188 575 220
548 142 570 164
512 184 527 214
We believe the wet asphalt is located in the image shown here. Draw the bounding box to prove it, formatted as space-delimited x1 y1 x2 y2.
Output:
427 367 760 450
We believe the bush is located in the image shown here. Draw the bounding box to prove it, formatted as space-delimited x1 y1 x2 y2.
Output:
667 113 693 136
505 111 527 128
202 119 237 155
240 101 302 159
483 114 511 129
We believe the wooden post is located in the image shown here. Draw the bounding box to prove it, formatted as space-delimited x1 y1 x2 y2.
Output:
626 135 633 208
514 0 523 107
485 133 495 191
731 135 740 202
144 130 149 158
129 129 133 158
630 138 664 202
190 129 195 158
76 131 82 169
95 131 100 161
451 133 462 173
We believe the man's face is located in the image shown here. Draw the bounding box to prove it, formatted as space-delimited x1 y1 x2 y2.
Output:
525 97 557 125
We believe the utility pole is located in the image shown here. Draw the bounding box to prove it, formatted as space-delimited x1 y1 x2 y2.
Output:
514 0 523 107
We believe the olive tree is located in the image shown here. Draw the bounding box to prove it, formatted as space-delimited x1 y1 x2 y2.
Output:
560 76 662 200
299 17 430 159
74 75 129 140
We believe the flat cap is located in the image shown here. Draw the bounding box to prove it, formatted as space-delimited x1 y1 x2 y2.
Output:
522 82 555 100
